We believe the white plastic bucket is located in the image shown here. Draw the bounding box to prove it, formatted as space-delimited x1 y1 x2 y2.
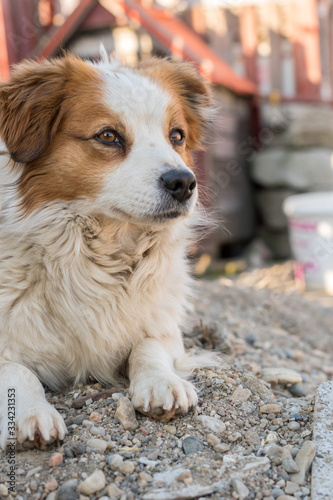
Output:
283 192 333 294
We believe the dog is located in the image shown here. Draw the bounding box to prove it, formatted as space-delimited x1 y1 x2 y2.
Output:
0 50 214 450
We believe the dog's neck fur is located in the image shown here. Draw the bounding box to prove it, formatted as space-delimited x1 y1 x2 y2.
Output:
0 161 194 389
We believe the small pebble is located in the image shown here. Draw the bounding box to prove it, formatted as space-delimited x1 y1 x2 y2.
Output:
288 384 307 398
71 442 87 456
107 484 123 498
89 411 103 422
288 422 301 431
78 470 106 495
163 425 176 435
49 453 63 467
285 481 300 495
115 397 139 431
232 478 250 499
260 404 282 414
277 496 297 500
86 438 107 453
261 368 302 385
207 433 221 446
139 472 152 482
0 485 8 497
182 436 204 455
176 470 193 485
195 415 226 434
45 479 58 492
282 457 299 474
267 445 289 465
232 385 252 402
290 441 316 485
271 489 285 498
214 443 230 453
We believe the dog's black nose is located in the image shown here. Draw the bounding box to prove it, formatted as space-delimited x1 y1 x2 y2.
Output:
160 170 197 202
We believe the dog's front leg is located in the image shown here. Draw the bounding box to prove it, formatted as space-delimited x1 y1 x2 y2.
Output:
128 337 198 421
0 359 67 450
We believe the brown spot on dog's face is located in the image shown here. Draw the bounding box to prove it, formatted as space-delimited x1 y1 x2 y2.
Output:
0 56 132 213
137 58 213 152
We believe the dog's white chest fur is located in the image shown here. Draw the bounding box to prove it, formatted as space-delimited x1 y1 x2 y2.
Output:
0 199 191 389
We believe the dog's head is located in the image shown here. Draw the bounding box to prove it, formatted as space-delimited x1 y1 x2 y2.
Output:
0 54 212 224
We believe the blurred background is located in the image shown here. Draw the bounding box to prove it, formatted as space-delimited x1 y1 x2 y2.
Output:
1 0 333 293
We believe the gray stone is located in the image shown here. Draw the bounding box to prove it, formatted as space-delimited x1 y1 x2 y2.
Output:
266 444 289 465
232 478 250 499
182 436 204 455
261 368 302 386
232 385 252 402
240 372 273 402
214 443 230 453
244 429 261 447
271 489 285 498
70 442 86 456
116 460 135 475
115 397 139 431
86 438 107 453
72 414 85 425
288 422 301 431
282 457 299 474
288 384 308 398
312 381 333 499
143 480 227 500
261 103 333 149
285 481 300 495
108 453 124 470
252 148 333 190
107 453 135 475
277 496 298 500
290 441 316 485
55 486 79 500
153 468 190 486
195 415 226 434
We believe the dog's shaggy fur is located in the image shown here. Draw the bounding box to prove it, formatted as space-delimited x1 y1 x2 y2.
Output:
0 52 214 449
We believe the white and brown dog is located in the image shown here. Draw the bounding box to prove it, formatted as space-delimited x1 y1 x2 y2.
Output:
0 51 214 450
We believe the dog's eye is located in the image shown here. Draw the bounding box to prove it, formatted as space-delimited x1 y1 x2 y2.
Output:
96 130 121 145
170 130 184 144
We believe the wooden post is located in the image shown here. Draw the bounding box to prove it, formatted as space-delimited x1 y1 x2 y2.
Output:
239 6 258 83
291 0 321 99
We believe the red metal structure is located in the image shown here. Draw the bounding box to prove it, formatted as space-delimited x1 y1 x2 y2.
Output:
0 0 257 97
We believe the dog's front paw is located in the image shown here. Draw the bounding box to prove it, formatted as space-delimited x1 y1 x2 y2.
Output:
129 372 198 422
0 402 67 450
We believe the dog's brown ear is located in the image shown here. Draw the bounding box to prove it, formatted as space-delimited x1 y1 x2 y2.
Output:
138 58 214 150
0 58 68 163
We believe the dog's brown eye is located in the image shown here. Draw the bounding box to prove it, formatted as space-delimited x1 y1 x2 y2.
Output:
96 130 121 146
170 130 184 144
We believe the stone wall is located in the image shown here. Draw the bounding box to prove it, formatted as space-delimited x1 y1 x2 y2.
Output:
252 103 333 258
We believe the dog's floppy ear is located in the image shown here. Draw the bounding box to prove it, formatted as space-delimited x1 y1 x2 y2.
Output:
0 58 68 163
138 58 214 150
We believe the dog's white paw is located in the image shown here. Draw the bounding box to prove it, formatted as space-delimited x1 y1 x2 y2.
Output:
129 372 198 422
0 402 67 450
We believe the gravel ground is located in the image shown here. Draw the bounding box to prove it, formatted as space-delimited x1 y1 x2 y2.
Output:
1 261 333 500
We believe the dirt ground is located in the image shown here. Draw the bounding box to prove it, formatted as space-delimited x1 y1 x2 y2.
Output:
0 261 332 500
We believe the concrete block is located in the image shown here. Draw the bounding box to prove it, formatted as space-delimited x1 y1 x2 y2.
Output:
252 148 333 190
312 381 333 499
